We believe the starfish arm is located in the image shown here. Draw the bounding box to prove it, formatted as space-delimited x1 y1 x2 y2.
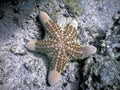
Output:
48 50 68 86
26 39 37 51
64 19 78 41
50 50 68 73
66 42 83 59
35 39 55 54
39 11 61 37
26 39 55 54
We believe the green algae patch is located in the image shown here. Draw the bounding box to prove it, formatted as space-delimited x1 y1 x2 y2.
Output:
39 0 83 19
61 0 83 16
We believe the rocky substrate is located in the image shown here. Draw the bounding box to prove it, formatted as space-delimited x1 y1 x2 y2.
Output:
0 0 120 90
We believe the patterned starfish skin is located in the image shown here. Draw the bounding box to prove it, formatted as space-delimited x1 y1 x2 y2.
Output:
36 20 83 73
26 11 97 86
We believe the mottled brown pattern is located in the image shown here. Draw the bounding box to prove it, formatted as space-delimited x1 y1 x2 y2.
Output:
35 19 83 73
45 20 61 38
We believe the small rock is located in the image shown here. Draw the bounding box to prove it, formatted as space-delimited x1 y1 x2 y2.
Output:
23 61 35 72
62 82 67 87
117 10 120 14
29 13 36 19
67 73 76 83
33 78 40 87
112 14 119 21
10 44 26 55
63 12 69 17
13 7 20 13
59 3 65 8
116 56 120 61
24 77 31 85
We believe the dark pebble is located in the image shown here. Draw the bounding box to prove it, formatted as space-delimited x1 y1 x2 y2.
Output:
59 3 65 8
0 9 4 19
118 10 120 14
63 82 67 87
116 56 120 61
13 7 20 13
115 47 120 52
63 12 69 17
112 14 119 21
10 0 19 6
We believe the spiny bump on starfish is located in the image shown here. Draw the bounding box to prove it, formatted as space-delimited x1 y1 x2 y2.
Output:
26 11 97 86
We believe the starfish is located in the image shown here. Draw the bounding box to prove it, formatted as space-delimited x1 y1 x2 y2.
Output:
26 11 97 86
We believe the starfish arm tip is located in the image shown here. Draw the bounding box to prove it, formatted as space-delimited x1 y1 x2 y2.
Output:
26 39 37 51
48 70 60 86
82 45 97 58
39 11 51 24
